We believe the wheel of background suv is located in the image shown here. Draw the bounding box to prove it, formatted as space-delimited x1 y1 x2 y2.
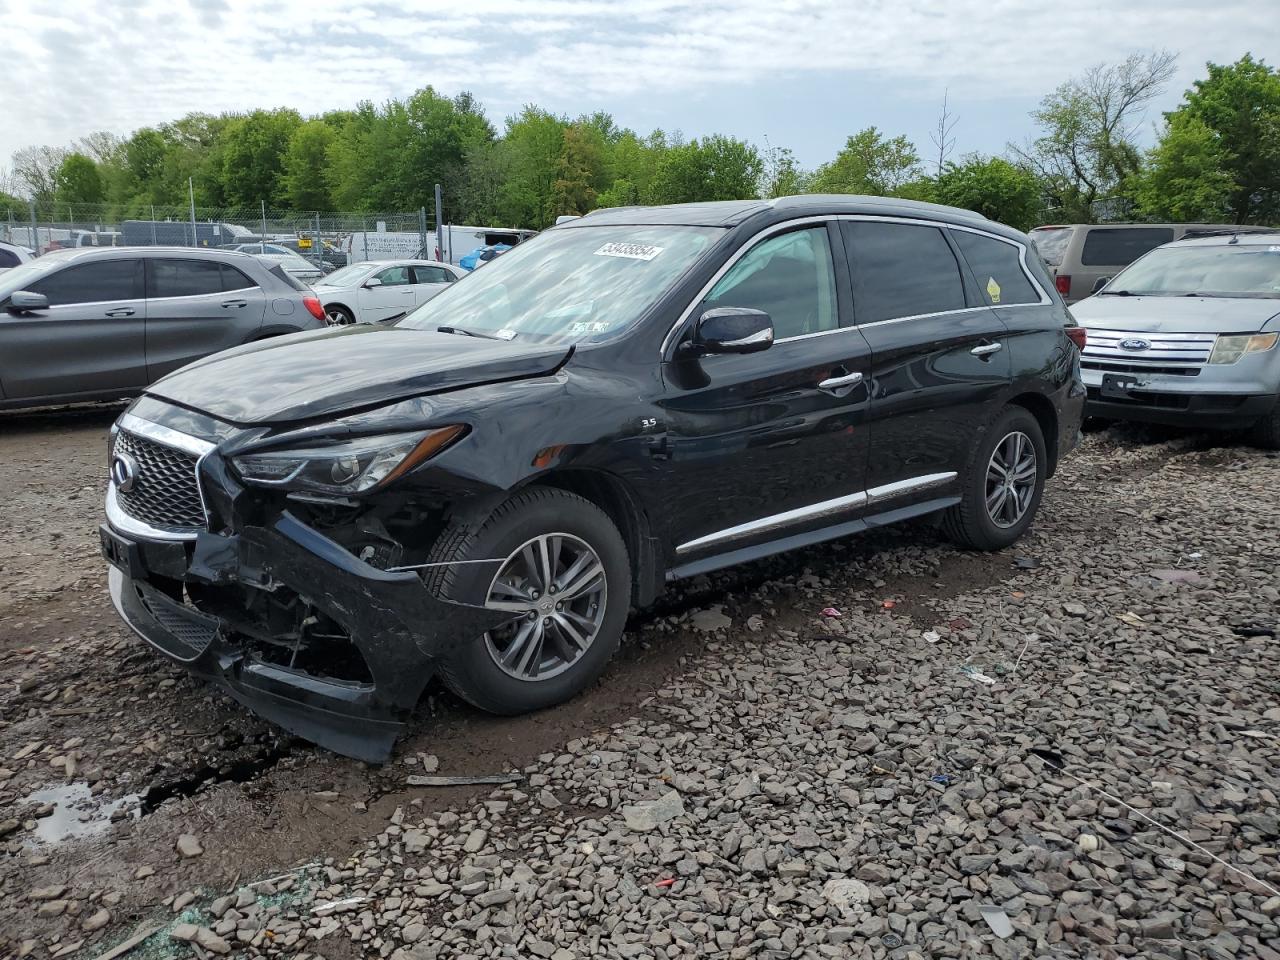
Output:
1247 401 1280 450
423 488 630 714
942 406 1047 551
325 304 354 326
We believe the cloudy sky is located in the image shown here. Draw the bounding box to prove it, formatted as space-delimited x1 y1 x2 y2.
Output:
0 0 1272 171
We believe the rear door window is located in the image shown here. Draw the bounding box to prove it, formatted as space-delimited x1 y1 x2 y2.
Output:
30 259 142 306
844 221 967 323
952 231 1042 306
221 265 257 291
412 265 452 284
148 259 225 298
1081 228 1175 267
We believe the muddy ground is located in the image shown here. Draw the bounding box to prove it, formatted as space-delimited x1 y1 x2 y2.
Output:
0 405 1277 958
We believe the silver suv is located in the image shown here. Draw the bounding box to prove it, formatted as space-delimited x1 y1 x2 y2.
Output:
1071 232 1280 447
0 246 328 411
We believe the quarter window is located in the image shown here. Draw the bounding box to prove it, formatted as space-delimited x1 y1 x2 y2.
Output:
952 231 1041 306
704 227 838 339
0 248 19 268
845 222 966 324
1081 228 1175 267
220 265 256 292
30 259 142 306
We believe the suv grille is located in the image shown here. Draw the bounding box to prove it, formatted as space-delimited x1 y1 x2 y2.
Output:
1082 328 1215 366
113 430 205 532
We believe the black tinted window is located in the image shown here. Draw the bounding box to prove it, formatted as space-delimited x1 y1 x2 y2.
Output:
221 265 256 292
0 249 19 268
1081 228 1175 267
412 265 451 284
845 222 966 323
149 259 224 298
30 259 141 306
705 227 838 339
953 231 1041 306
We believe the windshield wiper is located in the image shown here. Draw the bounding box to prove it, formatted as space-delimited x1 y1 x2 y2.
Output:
436 325 505 341
1099 289 1136 296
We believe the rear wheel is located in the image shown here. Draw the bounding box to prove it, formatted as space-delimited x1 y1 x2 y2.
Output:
423 488 630 714
943 406 1047 550
1247 401 1280 450
325 304 354 326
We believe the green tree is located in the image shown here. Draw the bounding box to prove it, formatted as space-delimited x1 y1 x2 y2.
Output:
282 120 337 210
933 156 1043 230
1163 54 1280 222
1010 50 1176 221
498 107 568 227
597 129 669 208
552 125 605 216
219 108 303 206
54 153 104 204
648 135 763 204
759 142 808 198
1130 113 1235 221
810 127 920 195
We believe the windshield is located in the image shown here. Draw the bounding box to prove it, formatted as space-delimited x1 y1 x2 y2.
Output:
318 263 369 287
0 258 62 296
1103 243 1280 298
399 225 720 343
1029 227 1072 266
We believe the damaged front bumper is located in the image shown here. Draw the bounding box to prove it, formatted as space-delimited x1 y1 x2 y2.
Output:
102 508 512 762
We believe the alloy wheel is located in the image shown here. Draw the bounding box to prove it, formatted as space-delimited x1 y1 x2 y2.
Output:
326 308 352 326
484 533 607 681
985 431 1037 528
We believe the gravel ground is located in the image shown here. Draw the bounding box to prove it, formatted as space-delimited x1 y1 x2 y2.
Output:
1 407 1278 959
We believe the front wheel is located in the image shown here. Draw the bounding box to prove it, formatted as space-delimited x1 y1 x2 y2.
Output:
1247 401 1280 450
943 406 1047 551
423 488 630 714
325 304 355 326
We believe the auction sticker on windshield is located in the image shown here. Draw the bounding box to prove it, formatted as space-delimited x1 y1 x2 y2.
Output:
595 242 663 261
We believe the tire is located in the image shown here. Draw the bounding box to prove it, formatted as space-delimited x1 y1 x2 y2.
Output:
943 406 1047 551
422 488 630 714
1247 402 1280 450
325 304 354 326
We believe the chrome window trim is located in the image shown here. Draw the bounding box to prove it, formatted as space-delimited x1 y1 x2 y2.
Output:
675 470 958 555
660 214 1050 357
43 297 146 311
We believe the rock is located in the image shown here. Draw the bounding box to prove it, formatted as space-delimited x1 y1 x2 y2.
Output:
403 829 428 854
37 900 68 917
476 889 515 908
622 790 685 832
959 854 997 874
82 908 110 932
134 866 155 879
741 849 767 874
856 862 891 885
30 885 66 901
791 825 821 849
822 877 871 908
175 834 203 858
1077 833 1099 852
690 606 732 632
1062 601 1088 617
1141 916 1179 940
463 829 487 853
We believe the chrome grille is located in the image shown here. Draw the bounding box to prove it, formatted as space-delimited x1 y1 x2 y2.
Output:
113 430 205 532
1082 328 1215 367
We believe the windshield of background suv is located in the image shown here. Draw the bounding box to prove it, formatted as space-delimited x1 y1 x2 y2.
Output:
1103 243 1280 298
1028 227 1072 266
399 224 721 343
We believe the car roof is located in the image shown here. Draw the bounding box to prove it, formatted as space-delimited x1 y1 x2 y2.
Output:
361 259 455 267
567 194 1010 236
1168 230 1280 248
37 245 269 266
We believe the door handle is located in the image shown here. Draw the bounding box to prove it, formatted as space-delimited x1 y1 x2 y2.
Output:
971 342 1003 358
817 370 864 392
221 299 247 308
104 307 135 317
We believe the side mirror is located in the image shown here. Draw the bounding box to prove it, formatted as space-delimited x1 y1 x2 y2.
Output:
7 290 49 313
685 307 774 356
363 277 383 288
1092 276 1111 294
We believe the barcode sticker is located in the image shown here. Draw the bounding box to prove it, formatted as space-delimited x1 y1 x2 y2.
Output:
595 242 663 261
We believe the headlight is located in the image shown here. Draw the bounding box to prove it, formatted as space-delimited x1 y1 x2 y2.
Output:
232 426 466 494
1209 333 1278 364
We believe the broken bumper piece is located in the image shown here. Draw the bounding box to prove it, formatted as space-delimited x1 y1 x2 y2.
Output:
103 512 512 762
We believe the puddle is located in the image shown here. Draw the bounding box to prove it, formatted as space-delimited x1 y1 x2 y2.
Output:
19 781 140 844
140 736 294 814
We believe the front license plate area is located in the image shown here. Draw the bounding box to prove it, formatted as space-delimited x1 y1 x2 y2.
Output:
100 525 141 578
1101 373 1145 400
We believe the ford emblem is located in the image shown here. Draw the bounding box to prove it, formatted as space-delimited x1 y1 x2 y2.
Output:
111 451 139 493
1119 338 1151 352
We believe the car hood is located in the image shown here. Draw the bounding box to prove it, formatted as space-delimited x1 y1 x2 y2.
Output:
1072 295 1280 333
145 325 572 425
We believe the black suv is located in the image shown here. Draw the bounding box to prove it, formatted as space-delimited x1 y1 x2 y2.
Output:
101 196 1085 760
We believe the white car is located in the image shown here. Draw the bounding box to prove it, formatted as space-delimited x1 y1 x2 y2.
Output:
231 243 324 284
311 259 463 326
0 240 34 273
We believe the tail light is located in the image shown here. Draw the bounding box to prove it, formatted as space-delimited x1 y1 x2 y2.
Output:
1065 326 1087 351
1055 275 1072 297
303 295 326 322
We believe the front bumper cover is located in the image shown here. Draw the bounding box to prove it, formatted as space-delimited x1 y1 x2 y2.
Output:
104 512 513 762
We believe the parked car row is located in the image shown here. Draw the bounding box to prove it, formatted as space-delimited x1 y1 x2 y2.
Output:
312 259 463 325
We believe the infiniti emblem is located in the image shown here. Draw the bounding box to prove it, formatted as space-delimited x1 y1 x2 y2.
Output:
1119 338 1151 352
111 451 139 493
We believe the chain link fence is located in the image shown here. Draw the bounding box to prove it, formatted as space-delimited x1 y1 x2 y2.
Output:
0 202 438 272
